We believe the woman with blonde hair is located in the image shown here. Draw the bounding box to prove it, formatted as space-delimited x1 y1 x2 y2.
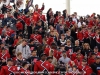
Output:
81 43 92 59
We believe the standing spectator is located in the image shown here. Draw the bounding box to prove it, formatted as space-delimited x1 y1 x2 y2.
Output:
16 39 31 59
34 3 45 13
47 8 53 24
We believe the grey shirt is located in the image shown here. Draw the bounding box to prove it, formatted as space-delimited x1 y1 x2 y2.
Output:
58 56 71 64
16 44 31 59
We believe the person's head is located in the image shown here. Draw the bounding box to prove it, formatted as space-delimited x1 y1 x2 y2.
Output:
94 46 99 53
0 43 5 48
31 50 37 56
72 65 77 71
62 50 67 57
83 43 90 49
47 57 53 63
90 53 96 59
7 26 11 31
61 34 65 39
35 4 38 9
40 11 42 15
63 9 67 14
95 56 100 63
66 39 71 46
58 12 61 16
51 43 57 49
60 45 65 51
22 61 30 69
1 47 6 53
7 11 12 17
37 20 42 26
30 39 34 44
49 25 54 31
76 53 81 60
18 34 23 39
82 59 87 66
75 40 80 46
74 12 77 17
58 19 62 24
66 29 71 36
75 47 81 53
17 52 22 59
22 39 27 46
34 30 38 34
7 58 13 66
40 53 47 61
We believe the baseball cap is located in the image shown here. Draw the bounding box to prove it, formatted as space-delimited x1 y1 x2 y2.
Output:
94 46 98 49
96 56 100 59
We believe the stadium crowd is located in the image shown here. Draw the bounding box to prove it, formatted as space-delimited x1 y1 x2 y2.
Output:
0 1 100 75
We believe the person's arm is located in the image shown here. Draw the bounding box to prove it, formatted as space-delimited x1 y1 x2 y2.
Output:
41 3 45 11
15 45 20 55
34 63 38 75
27 46 31 58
